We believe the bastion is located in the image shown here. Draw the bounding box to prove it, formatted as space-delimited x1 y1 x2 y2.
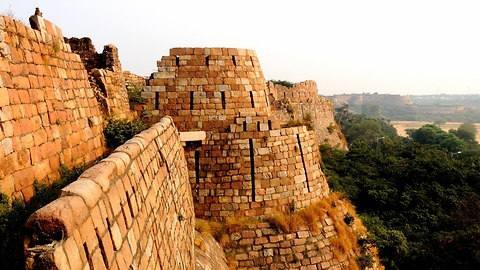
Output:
141 48 330 219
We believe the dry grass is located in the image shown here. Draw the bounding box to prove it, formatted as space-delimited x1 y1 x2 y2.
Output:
226 253 239 270
266 213 291 232
225 216 259 233
194 237 206 251
195 218 212 235
280 192 375 269
196 193 381 269
196 217 260 248
348 258 360 270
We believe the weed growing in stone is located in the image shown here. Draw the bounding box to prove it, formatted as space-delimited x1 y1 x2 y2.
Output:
103 117 148 149
126 81 145 109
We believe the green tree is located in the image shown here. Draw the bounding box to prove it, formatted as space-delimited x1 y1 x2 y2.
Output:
410 124 466 152
322 110 480 269
449 122 478 144
361 103 382 118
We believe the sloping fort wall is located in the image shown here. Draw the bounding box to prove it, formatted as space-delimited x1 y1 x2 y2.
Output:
25 116 195 270
140 48 330 220
0 15 105 201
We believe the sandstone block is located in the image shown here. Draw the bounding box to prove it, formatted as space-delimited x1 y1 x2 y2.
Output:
25 196 87 238
0 87 9 106
62 237 83 270
61 179 103 209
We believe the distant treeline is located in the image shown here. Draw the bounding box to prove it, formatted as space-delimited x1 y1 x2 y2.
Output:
343 94 480 123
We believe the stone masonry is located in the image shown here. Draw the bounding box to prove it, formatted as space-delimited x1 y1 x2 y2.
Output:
2 10 377 269
25 117 195 270
226 200 362 269
0 14 105 200
65 37 132 119
140 48 330 220
269 80 348 150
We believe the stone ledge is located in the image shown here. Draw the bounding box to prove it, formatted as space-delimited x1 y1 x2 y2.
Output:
179 131 206 142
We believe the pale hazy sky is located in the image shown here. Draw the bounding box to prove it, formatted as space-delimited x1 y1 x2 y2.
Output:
5 1 480 96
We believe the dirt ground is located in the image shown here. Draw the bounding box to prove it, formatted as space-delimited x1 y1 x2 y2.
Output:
391 121 480 141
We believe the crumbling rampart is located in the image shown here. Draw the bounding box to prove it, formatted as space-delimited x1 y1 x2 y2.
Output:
65 37 132 118
25 117 195 270
0 15 105 200
269 80 348 149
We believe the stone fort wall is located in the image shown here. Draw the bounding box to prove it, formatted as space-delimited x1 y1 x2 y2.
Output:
330 93 413 106
65 37 132 119
140 48 330 220
1 9 375 268
25 117 195 270
189 125 329 219
269 80 348 149
0 15 105 200
225 199 370 269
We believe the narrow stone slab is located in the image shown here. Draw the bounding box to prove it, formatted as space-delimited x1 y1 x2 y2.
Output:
179 131 206 142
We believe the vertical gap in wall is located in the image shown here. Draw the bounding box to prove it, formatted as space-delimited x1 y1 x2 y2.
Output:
126 191 134 218
250 92 255 108
249 138 256 202
131 186 140 213
155 92 160 110
175 55 180 66
195 151 200 186
106 218 117 251
120 202 129 229
250 56 255 67
257 121 260 131
296 134 310 192
243 121 247 132
206 55 209 67
221 91 226 109
95 228 109 268
268 120 272 130
190 91 194 110
83 242 94 270
264 90 269 106
232 56 237 66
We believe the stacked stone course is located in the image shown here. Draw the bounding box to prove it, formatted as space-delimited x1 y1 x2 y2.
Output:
225 200 369 269
190 125 328 218
0 15 105 200
269 80 348 149
25 117 195 270
140 48 330 220
65 37 132 119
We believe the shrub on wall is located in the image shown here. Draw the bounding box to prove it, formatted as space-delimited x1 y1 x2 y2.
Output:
269 79 294 88
103 118 148 149
126 81 145 109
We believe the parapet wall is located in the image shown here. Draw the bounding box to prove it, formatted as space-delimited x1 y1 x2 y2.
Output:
269 81 348 149
0 15 105 200
25 116 195 270
271 80 319 103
